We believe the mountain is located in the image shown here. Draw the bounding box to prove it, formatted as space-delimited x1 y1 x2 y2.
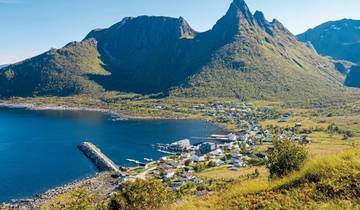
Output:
0 0 351 101
0 40 108 97
298 19 360 64
0 64 9 69
172 0 347 100
85 16 197 94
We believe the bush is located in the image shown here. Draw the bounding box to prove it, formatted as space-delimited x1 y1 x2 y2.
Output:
207 160 217 168
41 188 97 210
179 182 197 195
267 140 308 178
104 179 174 210
327 123 341 135
193 163 206 172
184 159 191 166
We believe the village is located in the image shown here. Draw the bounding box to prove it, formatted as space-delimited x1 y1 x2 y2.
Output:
117 101 313 194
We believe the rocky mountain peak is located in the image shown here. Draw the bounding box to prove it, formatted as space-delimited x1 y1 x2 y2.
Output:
178 16 197 38
253 10 273 35
228 0 255 25
254 11 267 25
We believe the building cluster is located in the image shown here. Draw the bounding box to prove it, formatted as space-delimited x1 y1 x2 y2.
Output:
122 102 312 193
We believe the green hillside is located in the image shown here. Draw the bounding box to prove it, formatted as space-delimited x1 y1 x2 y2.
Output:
0 39 108 97
172 2 347 101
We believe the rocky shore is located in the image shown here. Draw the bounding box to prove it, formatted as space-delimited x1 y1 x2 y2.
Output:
0 102 128 120
6 172 117 210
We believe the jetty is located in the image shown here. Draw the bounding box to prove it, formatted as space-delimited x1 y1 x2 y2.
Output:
78 142 124 176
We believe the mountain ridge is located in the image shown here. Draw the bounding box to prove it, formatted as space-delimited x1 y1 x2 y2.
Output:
298 19 360 63
298 19 360 89
0 0 355 101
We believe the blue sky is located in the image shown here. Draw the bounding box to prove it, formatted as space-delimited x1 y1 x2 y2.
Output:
1 0 359 65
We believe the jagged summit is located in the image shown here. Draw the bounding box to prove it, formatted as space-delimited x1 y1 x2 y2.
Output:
253 11 266 23
253 10 273 35
226 0 255 25
232 0 246 6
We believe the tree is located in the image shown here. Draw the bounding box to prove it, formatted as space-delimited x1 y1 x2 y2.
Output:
101 193 127 210
267 140 308 178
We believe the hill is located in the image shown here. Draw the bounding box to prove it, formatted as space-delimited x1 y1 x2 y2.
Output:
298 19 360 64
0 0 354 101
0 40 108 97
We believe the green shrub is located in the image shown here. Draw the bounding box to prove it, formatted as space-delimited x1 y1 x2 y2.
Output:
267 140 308 178
193 163 206 172
179 182 197 195
40 188 97 210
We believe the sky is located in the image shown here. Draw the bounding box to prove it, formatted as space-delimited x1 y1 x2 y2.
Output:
0 0 359 65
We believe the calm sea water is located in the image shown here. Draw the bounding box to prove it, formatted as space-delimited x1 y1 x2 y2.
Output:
0 107 225 202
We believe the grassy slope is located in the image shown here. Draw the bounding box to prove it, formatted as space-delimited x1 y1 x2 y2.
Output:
0 39 108 97
170 149 360 210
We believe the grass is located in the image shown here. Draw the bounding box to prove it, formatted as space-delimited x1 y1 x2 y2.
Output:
197 165 268 180
40 188 99 210
169 148 360 210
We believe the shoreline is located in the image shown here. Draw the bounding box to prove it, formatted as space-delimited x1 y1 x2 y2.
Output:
7 172 116 209
0 101 233 132
0 102 127 119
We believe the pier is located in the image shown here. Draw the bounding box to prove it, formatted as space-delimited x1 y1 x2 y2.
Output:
78 142 124 176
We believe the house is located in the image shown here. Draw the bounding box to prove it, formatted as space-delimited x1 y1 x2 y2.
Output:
295 122 302 128
181 153 191 159
210 148 223 156
169 139 191 152
262 137 273 143
192 155 205 163
238 133 249 142
163 170 176 181
279 115 290 122
160 157 168 163
232 159 246 170
227 133 238 141
301 135 312 144
198 142 216 155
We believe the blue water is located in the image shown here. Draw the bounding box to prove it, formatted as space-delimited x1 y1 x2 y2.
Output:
0 107 225 202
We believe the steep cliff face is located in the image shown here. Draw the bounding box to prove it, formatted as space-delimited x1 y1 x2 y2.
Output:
85 16 197 93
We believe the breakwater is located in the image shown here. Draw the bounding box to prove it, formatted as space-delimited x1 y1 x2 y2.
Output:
78 142 124 176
